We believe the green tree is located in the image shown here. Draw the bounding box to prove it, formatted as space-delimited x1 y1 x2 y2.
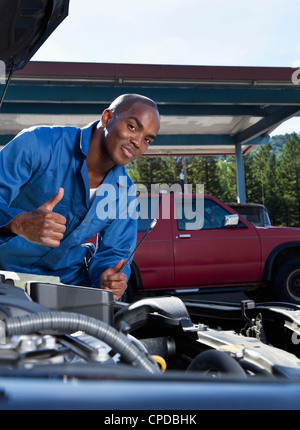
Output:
186 156 222 197
127 156 180 189
125 133 300 227
217 157 237 202
278 133 300 226
244 142 283 224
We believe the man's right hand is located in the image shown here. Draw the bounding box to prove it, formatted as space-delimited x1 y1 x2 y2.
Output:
7 188 67 247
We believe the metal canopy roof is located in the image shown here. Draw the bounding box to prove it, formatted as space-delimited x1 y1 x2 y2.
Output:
1 61 300 155
0 61 300 202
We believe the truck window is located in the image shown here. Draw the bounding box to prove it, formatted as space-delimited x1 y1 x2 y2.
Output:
176 197 231 230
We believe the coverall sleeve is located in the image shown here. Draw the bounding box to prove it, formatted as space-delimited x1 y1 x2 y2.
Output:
0 129 40 229
87 213 138 287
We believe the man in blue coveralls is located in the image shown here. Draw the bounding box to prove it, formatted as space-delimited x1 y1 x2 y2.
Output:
0 94 160 300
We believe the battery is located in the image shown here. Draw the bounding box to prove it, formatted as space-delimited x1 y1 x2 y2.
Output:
26 282 114 326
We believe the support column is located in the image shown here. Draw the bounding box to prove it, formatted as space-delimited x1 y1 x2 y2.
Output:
235 144 246 203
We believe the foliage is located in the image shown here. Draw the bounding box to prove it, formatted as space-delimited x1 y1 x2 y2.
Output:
186 156 222 197
127 156 181 191
126 133 300 227
278 133 300 225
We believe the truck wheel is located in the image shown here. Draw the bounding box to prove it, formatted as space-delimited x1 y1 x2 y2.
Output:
273 258 300 304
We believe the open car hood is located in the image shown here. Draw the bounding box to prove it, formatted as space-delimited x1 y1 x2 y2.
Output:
0 0 69 71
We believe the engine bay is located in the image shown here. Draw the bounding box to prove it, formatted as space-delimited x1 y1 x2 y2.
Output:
1 272 300 383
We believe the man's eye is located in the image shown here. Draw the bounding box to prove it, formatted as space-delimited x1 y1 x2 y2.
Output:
128 124 136 131
144 138 151 145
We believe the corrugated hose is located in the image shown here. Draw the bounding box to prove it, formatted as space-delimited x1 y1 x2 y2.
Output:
5 311 160 374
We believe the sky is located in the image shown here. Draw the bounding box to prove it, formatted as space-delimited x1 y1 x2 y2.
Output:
32 0 300 136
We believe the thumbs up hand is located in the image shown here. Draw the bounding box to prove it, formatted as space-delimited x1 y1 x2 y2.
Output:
100 260 127 300
8 188 67 247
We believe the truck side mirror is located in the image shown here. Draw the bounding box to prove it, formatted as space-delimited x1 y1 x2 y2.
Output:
223 214 239 227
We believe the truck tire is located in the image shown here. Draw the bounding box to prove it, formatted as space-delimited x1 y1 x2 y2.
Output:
273 257 300 304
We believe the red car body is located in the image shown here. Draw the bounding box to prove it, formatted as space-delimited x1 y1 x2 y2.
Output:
129 193 300 303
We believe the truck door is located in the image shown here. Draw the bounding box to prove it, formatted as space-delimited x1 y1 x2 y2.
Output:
133 194 175 289
172 195 262 288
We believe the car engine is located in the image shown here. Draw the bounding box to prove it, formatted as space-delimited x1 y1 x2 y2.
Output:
1 272 300 381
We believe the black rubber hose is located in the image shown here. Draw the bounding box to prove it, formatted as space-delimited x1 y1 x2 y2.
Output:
140 337 176 358
5 311 160 374
187 349 247 377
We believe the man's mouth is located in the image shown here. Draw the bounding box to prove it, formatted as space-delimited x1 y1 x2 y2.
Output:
121 145 135 158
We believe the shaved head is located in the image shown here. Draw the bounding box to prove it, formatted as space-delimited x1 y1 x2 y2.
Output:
107 94 160 117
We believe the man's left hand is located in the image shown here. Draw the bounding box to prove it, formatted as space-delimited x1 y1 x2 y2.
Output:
100 260 127 301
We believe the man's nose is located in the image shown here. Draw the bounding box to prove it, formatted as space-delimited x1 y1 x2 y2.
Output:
130 133 142 148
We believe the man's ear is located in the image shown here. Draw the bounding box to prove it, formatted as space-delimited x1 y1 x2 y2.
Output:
101 109 114 127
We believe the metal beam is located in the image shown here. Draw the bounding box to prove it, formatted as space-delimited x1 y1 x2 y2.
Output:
236 106 300 144
0 133 270 148
0 101 277 117
153 134 237 146
5 84 300 106
153 134 269 147
0 133 238 147
235 144 246 203
0 134 15 146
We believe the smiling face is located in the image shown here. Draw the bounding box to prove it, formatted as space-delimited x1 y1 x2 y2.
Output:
101 101 160 167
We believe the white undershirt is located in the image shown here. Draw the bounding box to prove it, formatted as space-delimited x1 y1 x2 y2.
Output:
89 188 98 206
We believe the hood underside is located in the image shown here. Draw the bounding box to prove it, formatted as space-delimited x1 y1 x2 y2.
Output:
0 0 69 71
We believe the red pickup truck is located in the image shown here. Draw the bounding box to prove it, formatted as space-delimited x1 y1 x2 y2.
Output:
128 193 300 304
